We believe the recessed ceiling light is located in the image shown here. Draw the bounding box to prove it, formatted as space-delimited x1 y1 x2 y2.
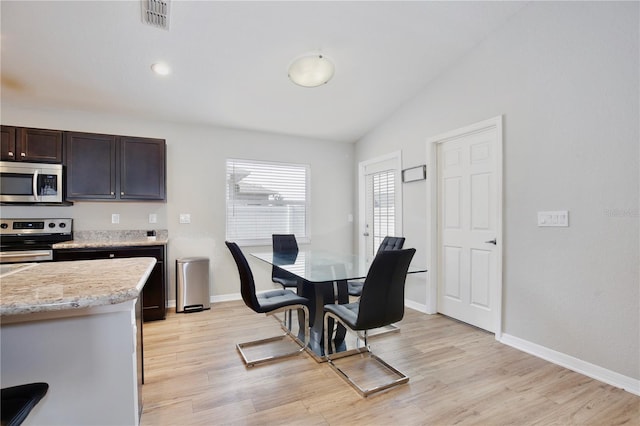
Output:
151 62 171 76
288 54 334 88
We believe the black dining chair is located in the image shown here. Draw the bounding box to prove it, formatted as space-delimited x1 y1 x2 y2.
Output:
324 248 416 397
225 241 310 367
1 382 49 426
348 236 405 296
271 234 300 290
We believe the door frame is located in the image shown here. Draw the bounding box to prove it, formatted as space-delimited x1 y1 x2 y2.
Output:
425 116 503 339
358 151 403 262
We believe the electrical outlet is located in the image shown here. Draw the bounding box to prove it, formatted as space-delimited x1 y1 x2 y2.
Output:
111 214 120 224
179 213 191 224
149 214 157 224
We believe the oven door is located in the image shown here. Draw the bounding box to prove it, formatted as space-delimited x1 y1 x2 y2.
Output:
0 161 63 203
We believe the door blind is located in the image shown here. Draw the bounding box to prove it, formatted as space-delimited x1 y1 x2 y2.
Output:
369 169 395 255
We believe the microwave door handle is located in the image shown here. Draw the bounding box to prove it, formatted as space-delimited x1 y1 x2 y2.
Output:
32 169 39 200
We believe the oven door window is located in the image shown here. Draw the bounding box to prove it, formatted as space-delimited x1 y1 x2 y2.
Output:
0 172 35 196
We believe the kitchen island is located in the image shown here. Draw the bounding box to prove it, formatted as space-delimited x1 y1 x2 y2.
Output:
0 257 156 426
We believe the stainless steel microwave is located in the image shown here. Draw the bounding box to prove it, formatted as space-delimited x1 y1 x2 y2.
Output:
0 161 63 203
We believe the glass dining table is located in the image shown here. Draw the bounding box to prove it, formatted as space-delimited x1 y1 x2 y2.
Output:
251 249 426 361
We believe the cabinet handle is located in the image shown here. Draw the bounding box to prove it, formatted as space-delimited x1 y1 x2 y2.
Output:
121 192 124 196
7 151 13 157
110 192 114 195
20 152 26 157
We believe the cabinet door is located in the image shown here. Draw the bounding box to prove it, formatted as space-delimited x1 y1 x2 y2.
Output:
53 245 167 322
17 128 63 163
115 246 166 321
65 132 118 200
120 137 166 200
142 261 166 321
1 126 17 160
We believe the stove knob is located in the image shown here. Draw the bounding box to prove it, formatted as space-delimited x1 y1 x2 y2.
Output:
59 222 66 228
0 223 8 229
49 222 56 228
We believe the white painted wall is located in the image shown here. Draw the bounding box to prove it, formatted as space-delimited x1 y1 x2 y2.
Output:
355 2 639 381
0 106 355 300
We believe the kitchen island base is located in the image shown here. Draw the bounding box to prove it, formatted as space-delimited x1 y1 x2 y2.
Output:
1 300 141 426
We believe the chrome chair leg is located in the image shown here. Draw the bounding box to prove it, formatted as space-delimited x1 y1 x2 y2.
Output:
323 312 409 397
237 304 309 367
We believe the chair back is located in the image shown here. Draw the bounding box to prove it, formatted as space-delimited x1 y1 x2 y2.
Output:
225 241 261 313
356 248 416 330
271 234 299 285
272 234 299 253
377 236 405 253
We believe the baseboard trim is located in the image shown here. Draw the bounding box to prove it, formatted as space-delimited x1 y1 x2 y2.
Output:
211 293 241 303
405 299 428 313
500 333 640 396
167 293 241 309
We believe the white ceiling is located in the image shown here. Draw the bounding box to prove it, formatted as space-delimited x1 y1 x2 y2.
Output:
0 1 527 143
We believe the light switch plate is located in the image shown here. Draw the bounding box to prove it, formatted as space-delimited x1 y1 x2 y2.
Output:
149 214 157 224
179 213 191 224
537 211 569 227
111 213 120 224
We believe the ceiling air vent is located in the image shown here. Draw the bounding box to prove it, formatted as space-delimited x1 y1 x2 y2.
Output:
141 0 170 30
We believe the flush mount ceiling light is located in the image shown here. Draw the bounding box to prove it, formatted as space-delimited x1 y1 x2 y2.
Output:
288 54 334 88
151 62 171 76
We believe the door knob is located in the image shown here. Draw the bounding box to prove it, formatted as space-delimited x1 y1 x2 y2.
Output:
485 239 497 245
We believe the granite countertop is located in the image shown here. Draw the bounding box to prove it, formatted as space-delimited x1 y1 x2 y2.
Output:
53 229 169 249
0 257 156 316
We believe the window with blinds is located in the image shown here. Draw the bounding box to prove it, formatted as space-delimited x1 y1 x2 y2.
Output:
226 159 310 245
370 170 395 254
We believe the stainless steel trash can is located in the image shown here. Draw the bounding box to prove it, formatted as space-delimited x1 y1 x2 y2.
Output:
176 257 211 313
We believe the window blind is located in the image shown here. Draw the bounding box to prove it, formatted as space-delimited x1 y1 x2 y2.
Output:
226 159 309 245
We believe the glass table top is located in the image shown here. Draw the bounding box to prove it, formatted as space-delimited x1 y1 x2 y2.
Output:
251 249 426 282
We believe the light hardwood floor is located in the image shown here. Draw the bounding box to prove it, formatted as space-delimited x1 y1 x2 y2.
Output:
141 301 639 425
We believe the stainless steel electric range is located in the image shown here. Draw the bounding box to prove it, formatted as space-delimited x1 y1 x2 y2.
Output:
0 218 73 264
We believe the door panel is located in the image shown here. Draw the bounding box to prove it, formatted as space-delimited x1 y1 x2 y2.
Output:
443 246 462 300
471 173 490 229
444 177 461 229
470 248 491 308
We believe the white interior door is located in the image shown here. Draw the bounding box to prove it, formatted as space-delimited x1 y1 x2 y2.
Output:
436 122 500 332
359 152 402 263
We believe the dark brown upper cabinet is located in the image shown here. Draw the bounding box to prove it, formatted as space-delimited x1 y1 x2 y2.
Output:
120 136 166 200
65 132 166 202
65 132 118 200
1 126 63 163
1 126 16 160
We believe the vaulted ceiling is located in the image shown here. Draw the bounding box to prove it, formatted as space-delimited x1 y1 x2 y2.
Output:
0 1 527 142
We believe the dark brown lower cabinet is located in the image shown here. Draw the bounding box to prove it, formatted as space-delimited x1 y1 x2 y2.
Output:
53 245 167 321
